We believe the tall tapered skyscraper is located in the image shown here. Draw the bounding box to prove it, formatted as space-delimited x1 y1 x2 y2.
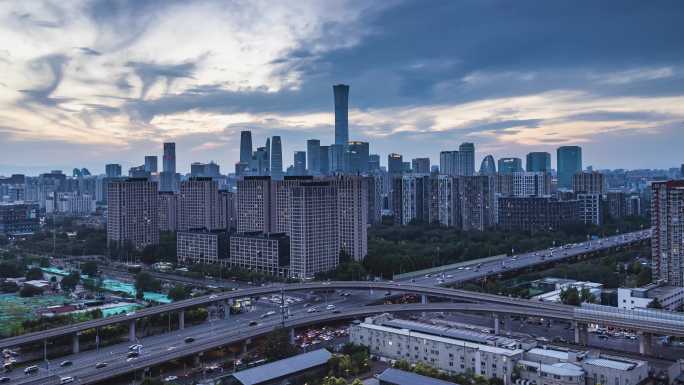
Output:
240 131 253 163
271 136 283 179
163 142 176 173
333 84 349 146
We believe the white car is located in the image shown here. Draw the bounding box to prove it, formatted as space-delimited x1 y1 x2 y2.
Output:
60 377 75 384
326 304 336 310
164 375 179 382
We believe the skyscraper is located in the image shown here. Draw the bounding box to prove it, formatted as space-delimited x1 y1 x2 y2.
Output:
651 180 684 286
557 146 582 189
479 155 496 176
319 145 330 175
411 158 430 174
293 151 307 175
307 139 321 174
107 178 159 249
497 157 523 174
144 156 158 173
526 152 551 173
329 144 345 173
346 141 370 174
240 131 253 164
440 151 459 176
105 163 122 178
572 171 606 194
332 176 368 261
271 136 283 180
387 153 403 175
163 143 176 173
368 154 381 172
265 137 271 173
333 84 349 146
458 142 475 176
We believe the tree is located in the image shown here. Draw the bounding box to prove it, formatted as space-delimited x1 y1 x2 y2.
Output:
579 288 596 304
260 328 298 361
0 262 25 278
350 379 364 385
25 267 44 281
19 285 43 297
81 261 98 277
647 298 663 309
393 360 412 371
168 284 190 301
321 377 346 385
0 280 19 293
636 267 652 287
140 378 163 385
559 287 581 306
134 272 161 293
60 272 81 292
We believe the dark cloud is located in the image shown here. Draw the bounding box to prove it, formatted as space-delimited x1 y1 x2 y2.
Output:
18 54 70 106
78 47 102 56
125 60 197 99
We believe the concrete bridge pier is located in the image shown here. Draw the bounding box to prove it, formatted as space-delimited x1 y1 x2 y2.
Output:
129 320 136 342
72 333 79 354
179 310 185 330
289 328 296 345
573 322 588 345
243 338 251 354
421 294 428 317
638 331 653 355
506 315 512 335
494 314 500 335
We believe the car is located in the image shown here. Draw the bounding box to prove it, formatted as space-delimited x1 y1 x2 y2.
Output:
127 351 140 358
333 310 341 314
326 304 336 310
0 377 10 383
3 363 12 373
24 366 39 375
164 376 179 382
128 344 142 351
95 362 108 369
209 295 218 299
184 337 195 343
248 321 258 326
60 360 73 367
307 307 318 313
60 376 75 384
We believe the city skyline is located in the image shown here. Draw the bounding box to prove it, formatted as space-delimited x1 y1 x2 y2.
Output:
1 1 684 175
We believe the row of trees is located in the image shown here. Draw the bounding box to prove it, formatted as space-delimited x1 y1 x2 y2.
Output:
364 217 648 279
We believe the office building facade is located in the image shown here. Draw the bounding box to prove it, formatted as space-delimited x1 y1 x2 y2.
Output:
498 157 524 174
557 146 582 189
526 152 551 172
177 229 228 265
411 158 431 174
333 84 350 146
229 232 290 277
572 171 606 194
498 197 579 232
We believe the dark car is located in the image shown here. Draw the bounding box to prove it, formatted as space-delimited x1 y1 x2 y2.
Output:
248 321 258 326
60 361 73 367
0 377 10 383
127 351 139 358
184 337 195 343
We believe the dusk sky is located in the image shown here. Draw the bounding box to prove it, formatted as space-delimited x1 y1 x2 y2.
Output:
1 0 683 175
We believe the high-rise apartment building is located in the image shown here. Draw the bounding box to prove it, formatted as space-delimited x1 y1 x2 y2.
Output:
240 131 253 164
218 190 236 231
332 176 368 261
557 146 582 189
307 139 321 174
288 181 339 279
272 176 314 234
0 202 39 235
526 152 551 173
229 232 290 277
107 178 159 249
158 191 178 232
572 171 606 194
271 136 283 180
498 158 524 174
178 177 222 231
319 145 330 175
437 175 460 227
236 176 274 234
411 158 430 174
512 172 551 197
498 197 579 232
577 193 603 225
333 84 350 146
651 180 684 286
459 175 495 231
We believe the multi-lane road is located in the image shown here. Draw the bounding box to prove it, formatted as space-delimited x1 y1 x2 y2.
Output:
402 229 650 286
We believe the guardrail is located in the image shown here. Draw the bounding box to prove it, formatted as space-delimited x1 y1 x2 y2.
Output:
394 254 508 280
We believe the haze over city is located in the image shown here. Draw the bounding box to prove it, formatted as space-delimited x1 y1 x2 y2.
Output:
1 0 683 175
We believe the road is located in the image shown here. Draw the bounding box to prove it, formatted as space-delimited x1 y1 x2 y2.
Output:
401 229 650 286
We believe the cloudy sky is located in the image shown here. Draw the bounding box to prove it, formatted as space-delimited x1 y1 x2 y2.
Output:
1 0 683 175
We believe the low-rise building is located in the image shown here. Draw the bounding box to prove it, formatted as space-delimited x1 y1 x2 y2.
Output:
617 283 684 310
229 232 290 277
226 349 331 385
532 280 603 303
350 315 523 384
377 368 458 385
176 229 229 265
0 202 39 235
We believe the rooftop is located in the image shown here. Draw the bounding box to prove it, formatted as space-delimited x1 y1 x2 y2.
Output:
518 360 584 377
377 368 458 385
231 349 331 385
583 357 637 371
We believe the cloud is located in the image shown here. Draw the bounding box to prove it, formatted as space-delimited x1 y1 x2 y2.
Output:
18 54 70 106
